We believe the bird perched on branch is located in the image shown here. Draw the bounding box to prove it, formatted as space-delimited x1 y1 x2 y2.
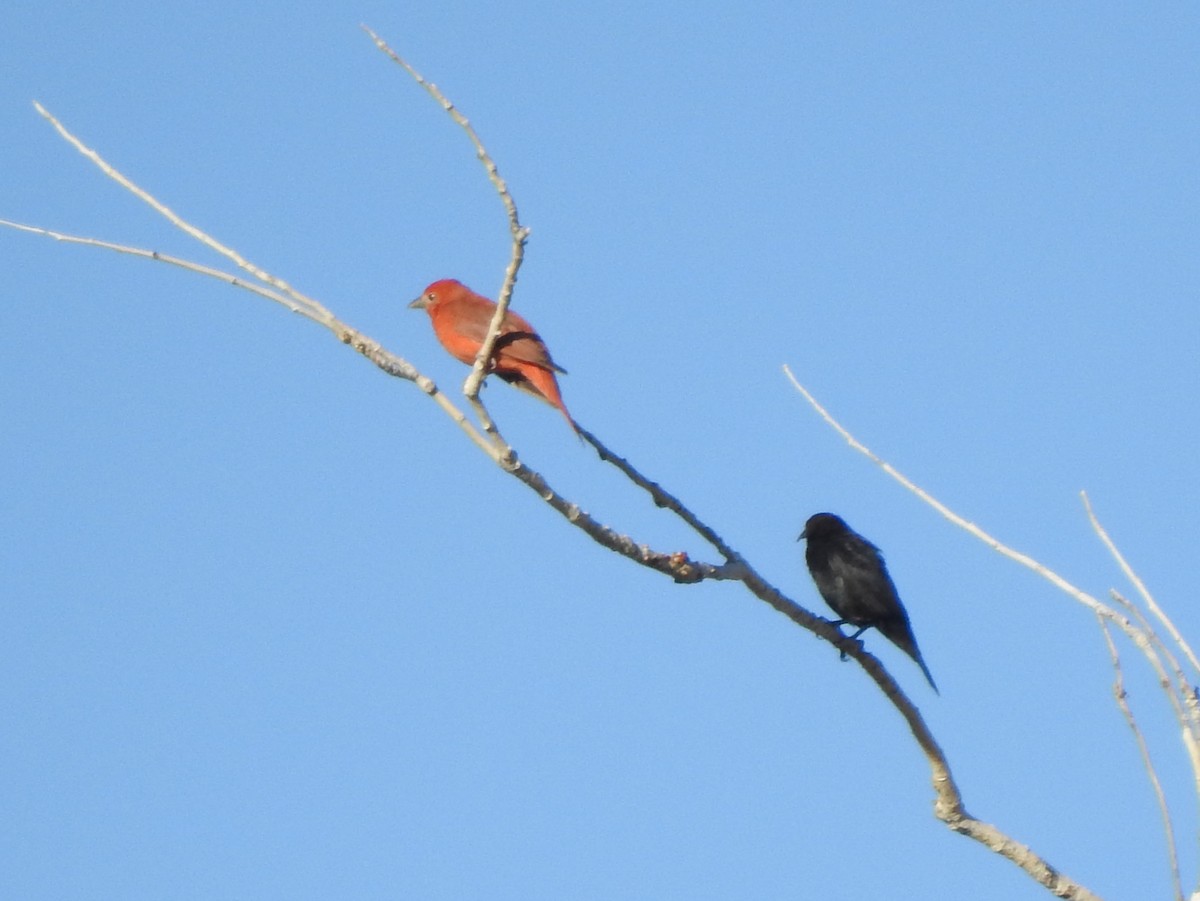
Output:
798 512 938 694
409 279 577 433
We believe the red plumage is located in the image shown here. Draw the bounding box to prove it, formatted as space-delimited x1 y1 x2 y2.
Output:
409 279 577 433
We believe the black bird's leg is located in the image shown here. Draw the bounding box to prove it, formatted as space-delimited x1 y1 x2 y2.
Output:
828 620 873 661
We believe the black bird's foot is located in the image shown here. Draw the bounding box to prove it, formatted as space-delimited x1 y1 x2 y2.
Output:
828 620 870 661
826 619 858 661
837 637 866 662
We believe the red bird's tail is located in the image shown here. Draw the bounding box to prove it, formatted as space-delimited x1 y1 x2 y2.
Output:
499 364 578 434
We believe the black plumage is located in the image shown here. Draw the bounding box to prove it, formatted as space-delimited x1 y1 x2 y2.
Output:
798 512 938 694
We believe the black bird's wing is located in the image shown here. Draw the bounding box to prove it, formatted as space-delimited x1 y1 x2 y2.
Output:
810 533 904 626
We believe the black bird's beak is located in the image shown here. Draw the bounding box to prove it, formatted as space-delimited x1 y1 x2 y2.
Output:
797 529 807 542
408 295 429 310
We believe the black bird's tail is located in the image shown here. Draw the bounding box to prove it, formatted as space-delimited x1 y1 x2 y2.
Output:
911 651 939 695
879 621 939 695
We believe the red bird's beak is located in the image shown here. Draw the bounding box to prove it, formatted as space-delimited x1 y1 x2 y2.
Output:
408 295 430 310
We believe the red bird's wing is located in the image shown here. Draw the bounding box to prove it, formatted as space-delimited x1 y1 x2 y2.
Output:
493 328 568 374
435 298 566 374
493 307 567 373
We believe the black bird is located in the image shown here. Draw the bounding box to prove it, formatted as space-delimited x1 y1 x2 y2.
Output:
798 512 938 694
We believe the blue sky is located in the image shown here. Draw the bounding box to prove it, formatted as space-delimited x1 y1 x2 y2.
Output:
2 4 1198 899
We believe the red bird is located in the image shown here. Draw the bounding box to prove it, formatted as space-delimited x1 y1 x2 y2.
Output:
409 279 577 433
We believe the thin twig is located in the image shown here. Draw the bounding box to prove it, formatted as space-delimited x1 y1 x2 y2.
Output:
1109 588 1200 862
578 424 743 565
1084 492 1200 678
32 102 320 316
1098 615 1183 901
0 220 316 319
1108 590 1195 735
